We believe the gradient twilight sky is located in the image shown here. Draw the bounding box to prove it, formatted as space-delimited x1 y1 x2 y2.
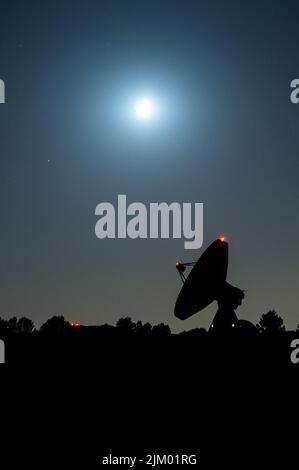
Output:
0 0 298 331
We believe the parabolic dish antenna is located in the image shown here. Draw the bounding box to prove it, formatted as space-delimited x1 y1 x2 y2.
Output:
174 238 228 320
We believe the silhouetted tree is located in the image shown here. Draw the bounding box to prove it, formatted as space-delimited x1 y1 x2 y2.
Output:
7 316 18 333
116 317 136 334
257 310 285 333
152 323 171 336
40 315 70 334
16 317 35 334
0 317 8 334
136 321 152 336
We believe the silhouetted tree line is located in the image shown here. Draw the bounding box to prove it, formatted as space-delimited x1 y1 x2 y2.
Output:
0 314 171 337
116 317 171 336
0 310 293 337
0 316 35 335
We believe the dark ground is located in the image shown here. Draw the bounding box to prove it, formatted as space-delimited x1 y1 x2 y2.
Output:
0 330 298 467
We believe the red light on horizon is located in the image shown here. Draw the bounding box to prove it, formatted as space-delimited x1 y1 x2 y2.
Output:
219 236 226 243
70 322 81 327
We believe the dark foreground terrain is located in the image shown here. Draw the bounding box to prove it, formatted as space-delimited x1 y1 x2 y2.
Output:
0 328 298 467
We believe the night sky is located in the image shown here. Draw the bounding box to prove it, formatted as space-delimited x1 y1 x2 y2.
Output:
0 0 298 332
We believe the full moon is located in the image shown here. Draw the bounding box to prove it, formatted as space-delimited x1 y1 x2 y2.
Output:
134 98 153 119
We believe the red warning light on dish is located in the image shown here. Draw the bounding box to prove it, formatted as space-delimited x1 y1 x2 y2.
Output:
219 236 226 243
